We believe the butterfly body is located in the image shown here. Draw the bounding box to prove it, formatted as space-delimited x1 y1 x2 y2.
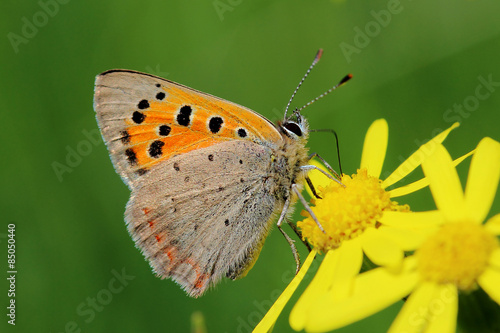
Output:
94 70 311 297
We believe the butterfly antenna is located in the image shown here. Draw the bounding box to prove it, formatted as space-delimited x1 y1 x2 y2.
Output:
284 49 323 120
296 74 353 113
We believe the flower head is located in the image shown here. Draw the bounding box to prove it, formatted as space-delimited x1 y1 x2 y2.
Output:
299 168 409 253
290 137 500 333
253 119 464 333
416 221 498 291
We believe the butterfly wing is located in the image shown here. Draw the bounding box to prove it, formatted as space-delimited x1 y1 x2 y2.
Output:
94 70 283 188
126 140 280 297
94 70 288 297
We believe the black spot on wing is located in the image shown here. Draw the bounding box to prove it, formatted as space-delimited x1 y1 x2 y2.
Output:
136 168 148 176
132 111 145 124
237 128 247 138
120 130 130 144
177 105 192 126
125 149 137 165
138 99 150 109
209 116 224 134
156 92 166 100
159 125 171 136
149 141 165 158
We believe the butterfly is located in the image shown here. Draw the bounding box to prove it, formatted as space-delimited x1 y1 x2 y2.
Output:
93 49 351 297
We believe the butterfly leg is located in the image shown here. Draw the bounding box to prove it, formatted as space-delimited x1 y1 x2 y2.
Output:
305 175 322 199
277 197 315 273
288 222 312 252
300 165 345 187
308 152 341 179
291 184 326 233
278 222 301 274
276 197 302 273
276 196 291 227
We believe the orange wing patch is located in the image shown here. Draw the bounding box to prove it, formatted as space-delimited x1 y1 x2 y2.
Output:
120 78 283 173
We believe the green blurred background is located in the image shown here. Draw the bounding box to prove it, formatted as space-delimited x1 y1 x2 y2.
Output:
2 0 500 332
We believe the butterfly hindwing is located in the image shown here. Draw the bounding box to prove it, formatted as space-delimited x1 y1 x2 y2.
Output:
125 140 280 297
94 70 283 188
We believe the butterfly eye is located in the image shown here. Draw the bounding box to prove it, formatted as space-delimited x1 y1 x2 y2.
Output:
283 121 303 137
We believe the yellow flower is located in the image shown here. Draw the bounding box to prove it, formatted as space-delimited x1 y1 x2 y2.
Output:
298 168 410 253
291 137 500 333
253 119 466 333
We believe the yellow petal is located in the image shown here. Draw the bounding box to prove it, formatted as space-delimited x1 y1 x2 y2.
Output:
389 177 430 198
453 148 475 166
360 119 388 178
389 150 474 198
465 138 500 224
253 250 316 333
290 242 363 331
383 122 459 188
422 144 466 221
478 267 500 305
425 284 458 333
327 238 364 301
485 214 500 235
380 210 444 229
361 228 403 269
289 250 337 331
488 248 500 270
304 257 418 332
389 282 447 333
374 225 428 252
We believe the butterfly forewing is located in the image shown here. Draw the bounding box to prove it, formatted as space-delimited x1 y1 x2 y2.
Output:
94 70 282 188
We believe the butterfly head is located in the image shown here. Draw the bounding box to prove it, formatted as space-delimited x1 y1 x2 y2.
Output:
280 109 309 140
